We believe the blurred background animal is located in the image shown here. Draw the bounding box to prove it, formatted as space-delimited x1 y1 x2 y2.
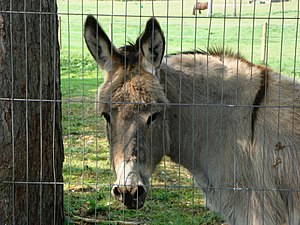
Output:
193 1 208 15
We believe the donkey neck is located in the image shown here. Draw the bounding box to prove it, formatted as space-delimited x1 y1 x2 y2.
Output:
159 53 265 186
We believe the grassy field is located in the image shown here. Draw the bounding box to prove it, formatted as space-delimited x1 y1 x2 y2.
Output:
58 1 300 224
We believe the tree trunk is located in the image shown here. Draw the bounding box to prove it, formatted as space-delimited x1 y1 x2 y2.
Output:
0 1 64 224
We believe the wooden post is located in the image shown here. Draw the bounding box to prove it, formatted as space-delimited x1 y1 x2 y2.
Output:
233 0 237 17
207 0 213 17
0 1 64 224
108 22 113 40
261 22 268 63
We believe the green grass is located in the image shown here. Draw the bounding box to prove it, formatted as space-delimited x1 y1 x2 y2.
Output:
58 0 300 76
59 1 300 224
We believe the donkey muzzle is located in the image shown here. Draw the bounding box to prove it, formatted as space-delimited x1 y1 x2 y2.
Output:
112 160 148 209
112 184 147 209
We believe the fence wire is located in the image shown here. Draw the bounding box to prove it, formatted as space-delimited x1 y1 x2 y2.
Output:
2 0 300 224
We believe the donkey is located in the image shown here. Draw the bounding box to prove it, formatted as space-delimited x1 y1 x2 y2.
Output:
84 15 300 225
193 2 208 15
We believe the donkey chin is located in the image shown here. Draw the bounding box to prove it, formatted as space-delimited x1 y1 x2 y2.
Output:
111 160 149 209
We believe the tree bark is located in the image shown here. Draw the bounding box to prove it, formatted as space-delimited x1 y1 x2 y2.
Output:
0 1 64 224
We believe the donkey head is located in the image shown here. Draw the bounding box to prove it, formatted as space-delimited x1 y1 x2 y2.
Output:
84 16 169 209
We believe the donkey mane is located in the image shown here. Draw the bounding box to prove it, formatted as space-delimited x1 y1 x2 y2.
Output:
169 46 247 63
168 46 273 74
200 45 243 59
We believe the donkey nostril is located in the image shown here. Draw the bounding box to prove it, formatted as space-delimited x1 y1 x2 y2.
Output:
133 186 147 200
112 185 121 198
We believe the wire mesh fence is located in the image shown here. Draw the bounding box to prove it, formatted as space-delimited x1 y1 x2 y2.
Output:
1 0 300 224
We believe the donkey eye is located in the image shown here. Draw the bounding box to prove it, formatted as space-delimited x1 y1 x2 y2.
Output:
101 112 111 124
146 113 159 126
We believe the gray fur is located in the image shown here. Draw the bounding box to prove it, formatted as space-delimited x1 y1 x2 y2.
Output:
84 16 300 224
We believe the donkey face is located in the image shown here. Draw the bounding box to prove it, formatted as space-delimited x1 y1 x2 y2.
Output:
84 16 169 209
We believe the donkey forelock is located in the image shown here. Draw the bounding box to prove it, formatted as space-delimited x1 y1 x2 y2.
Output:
98 69 168 116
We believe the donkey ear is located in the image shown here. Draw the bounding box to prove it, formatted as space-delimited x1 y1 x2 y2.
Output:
84 15 117 69
137 17 165 69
